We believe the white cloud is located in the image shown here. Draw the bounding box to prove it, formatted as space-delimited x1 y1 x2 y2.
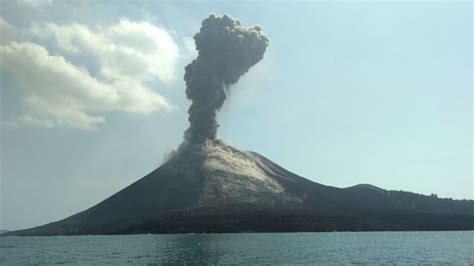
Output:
0 41 171 130
31 19 179 82
182 36 197 59
0 18 181 130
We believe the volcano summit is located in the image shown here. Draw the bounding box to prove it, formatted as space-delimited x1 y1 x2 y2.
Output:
8 15 474 236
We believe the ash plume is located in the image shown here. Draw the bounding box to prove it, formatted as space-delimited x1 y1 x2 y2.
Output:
184 14 269 143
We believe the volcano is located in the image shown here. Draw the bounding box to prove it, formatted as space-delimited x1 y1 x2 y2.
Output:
8 140 474 236
6 14 474 236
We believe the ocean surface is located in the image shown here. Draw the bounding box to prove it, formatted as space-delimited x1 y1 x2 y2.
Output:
1 231 473 264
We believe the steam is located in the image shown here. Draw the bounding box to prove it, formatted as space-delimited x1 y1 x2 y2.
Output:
184 14 269 143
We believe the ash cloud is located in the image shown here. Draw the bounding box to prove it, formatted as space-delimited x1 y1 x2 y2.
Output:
184 14 269 143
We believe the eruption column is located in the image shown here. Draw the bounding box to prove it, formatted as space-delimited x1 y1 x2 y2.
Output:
184 14 269 143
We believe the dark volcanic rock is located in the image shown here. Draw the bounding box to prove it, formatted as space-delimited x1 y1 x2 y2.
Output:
7 140 474 236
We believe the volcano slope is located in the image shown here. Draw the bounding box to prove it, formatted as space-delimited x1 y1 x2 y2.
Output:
8 140 474 236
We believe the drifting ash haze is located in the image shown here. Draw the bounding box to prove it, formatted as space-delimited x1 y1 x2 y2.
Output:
7 15 474 236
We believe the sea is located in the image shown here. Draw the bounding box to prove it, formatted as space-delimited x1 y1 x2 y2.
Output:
1 231 473 264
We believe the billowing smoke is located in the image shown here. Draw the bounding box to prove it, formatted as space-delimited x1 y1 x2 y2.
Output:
184 14 269 143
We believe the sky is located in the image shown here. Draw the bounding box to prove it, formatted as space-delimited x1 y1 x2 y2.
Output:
0 1 472 230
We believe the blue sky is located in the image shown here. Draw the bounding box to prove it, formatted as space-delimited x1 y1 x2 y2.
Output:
0 1 472 230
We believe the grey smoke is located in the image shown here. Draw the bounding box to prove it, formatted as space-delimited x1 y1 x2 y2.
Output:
184 14 269 143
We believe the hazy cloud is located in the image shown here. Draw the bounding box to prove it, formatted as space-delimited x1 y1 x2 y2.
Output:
16 0 53 8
